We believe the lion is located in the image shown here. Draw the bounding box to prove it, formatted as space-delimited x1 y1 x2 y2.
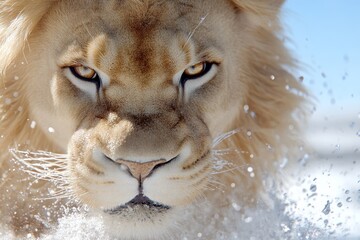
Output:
0 0 306 239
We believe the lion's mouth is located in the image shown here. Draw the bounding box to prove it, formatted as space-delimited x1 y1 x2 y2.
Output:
104 194 170 215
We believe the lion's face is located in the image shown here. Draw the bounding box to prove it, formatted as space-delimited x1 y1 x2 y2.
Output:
22 0 253 237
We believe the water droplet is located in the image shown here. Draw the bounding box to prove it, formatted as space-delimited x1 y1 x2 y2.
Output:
48 127 55 133
270 75 275 80
279 158 288 168
243 105 249 113
247 167 253 173
337 202 343 207
244 216 252 223
346 197 352 202
197 232 202 238
322 200 331 215
30 121 36 129
335 144 340 151
324 219 329 227
232 202 241 211
281 223 290 233
299 153 309 166
299 76 304 82
356 131 360 137
246 130 252 137
345 190 350 194
321 72 326 78
250 172 255 178
310 184 317 192
230 183 236 188
14 76 19 81
249 154 254 159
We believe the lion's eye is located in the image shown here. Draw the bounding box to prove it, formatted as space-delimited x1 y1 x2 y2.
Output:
181 62 212 83
64 65 106 100
184 62 207 76
175 61 218 101
67 65 102 93
70 66 98 81
179 61 216 90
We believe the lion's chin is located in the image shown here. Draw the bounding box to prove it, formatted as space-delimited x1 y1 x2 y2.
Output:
94 195 178 239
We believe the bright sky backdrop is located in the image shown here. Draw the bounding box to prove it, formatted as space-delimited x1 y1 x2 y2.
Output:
282 3 360 237
283 0 360 112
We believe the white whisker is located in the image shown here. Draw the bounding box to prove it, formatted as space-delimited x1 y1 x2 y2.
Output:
204 181 223 191
211 163 248 175
183 13 209 47
212 128 243 148
207 178 226 188
9 148 74 201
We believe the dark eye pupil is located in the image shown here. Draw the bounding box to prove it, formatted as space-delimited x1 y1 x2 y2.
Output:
190 65 201 72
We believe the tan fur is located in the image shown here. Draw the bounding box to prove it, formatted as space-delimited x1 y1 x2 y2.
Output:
0 0 306 238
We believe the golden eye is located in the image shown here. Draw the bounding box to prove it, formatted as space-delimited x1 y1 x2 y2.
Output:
184 62 206 76
70 65 97 80
180 62 213 86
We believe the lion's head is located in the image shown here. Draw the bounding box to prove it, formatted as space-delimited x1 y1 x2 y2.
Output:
0 0 306 238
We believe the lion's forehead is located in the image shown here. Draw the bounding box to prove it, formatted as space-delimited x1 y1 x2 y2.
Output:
56 0 230 75
86 34 183 85
99 0 205 30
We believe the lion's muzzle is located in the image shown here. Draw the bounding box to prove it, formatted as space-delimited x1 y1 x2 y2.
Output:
67 111 211 215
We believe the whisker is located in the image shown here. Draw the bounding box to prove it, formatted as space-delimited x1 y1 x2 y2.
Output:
183 13 209 48
212 128 243 148
194 190 209 205
9 148 72 201
211 163 248 175
212 148 237 156
207 178 226 189
204 182 222 192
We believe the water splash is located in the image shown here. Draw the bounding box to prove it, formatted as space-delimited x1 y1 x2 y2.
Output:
321 201 331 215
